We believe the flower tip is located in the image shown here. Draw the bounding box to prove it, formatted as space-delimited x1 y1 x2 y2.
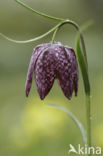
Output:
40 97 44 100
75 92 77 96
25 89 29 97
67 96 72 100
39 95 45 100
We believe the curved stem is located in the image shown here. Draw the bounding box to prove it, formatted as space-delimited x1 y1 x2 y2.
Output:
0 22 62 44
51 19 88 68
15 0 65 22
15 0 88 67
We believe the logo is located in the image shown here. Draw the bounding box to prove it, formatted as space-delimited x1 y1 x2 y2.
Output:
68 144 102 155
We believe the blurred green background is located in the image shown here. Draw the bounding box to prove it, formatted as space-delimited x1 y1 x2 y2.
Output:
0 0 103 156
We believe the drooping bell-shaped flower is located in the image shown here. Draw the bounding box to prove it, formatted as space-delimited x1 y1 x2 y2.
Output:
25 42 78 100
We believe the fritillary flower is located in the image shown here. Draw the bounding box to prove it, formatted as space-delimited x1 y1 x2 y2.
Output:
25 42 78 100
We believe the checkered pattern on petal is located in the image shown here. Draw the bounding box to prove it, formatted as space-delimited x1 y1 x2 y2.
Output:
35 47 56 99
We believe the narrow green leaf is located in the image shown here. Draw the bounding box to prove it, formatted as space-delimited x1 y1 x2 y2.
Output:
15 0 65 22
47 104 87 145
76 36 90 96
77 20 94 69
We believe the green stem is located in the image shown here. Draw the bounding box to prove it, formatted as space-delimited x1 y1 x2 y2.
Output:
51 19 88 68
51 28 59 43
0 22 62 43
86 95 91 155
15 0 65 22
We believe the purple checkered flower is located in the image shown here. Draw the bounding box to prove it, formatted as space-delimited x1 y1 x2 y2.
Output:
25 42 78 100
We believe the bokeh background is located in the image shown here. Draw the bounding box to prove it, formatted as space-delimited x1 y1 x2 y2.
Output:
0 0 103 155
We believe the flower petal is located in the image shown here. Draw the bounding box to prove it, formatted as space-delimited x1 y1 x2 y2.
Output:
54 47 72 99
53 45 78 99
35 47 56 100
25 44 47 97
65 47 78 96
